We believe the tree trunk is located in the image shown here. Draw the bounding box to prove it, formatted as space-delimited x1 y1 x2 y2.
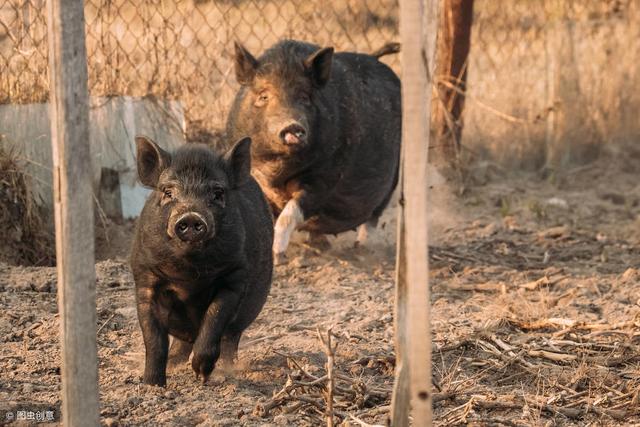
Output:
431 0 474 174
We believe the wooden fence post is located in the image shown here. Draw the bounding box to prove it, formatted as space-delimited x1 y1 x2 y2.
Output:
47 0 100 425
392 0 438 425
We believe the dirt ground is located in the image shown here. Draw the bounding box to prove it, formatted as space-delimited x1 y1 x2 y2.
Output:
1 147 640 426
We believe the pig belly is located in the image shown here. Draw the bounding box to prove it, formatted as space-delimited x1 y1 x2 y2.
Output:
299 193 382 235
300 215 365 235
299 164 397 234
158 285 207 343
165 309 201 343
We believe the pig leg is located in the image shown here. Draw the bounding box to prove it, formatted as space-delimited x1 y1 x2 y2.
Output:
273 199 304 265
307 232 331 252
135 285 169 386
191 278 245 383
219 331 242 366
355 223 371 247
355 216 379 248
167 338 193 369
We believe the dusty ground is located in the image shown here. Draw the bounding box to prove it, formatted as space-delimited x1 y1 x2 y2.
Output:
1 148 640 426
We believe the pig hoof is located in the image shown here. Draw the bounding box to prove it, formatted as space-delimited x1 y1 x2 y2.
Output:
274 252 288 266
142 374 167 387
306 233 331 251
191 355 215 384
195 372 209 385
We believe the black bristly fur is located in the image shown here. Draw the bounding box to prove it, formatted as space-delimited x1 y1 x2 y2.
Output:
130 137 273 386
226 39 401 236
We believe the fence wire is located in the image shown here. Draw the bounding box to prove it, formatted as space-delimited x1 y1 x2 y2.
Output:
1 0 638 165
0 0 398 135
465 0 639 167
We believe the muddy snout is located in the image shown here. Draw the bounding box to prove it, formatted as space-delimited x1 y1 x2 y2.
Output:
279 122 307 145
174 212 208 242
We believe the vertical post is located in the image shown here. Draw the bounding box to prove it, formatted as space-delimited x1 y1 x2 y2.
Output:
390 202 409 426
432 0 474 172
392 0 438 425
47 0 100 426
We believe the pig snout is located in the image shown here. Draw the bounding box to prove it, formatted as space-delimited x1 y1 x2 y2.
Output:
279 123 307 145
174 212 208 242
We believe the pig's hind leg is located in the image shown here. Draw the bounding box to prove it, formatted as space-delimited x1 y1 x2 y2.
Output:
306 232 331 252
167 337 193 370
355 222 370 247
355 217 378 248
219 330 242 367
355 176 396 248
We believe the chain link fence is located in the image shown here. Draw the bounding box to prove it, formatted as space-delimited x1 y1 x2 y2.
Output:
0 0 399 138
465 0 639 168
1 0 639 166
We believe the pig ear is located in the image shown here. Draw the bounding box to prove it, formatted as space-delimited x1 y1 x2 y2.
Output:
304 47 334 87
234 42 258 86
225 137 252 188
135 136 171 188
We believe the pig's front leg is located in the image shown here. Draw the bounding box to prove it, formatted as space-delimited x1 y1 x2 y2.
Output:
273 183 334 264
273 197 304 265
191 274 246 383
134 275 169 386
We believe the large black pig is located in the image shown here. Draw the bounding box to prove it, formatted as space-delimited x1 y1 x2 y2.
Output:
226 39 401 264
129 136 273 386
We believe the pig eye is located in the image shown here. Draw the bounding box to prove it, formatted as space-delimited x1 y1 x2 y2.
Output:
162 189 173 200
298 93 311 105
208 188 225 206
254 91 269 108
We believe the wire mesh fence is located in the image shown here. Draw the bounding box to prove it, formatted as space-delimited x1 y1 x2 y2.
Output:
465 0 640 168
1 0 639 166
0 0 399 136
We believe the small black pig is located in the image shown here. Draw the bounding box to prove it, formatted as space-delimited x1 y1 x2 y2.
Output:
226 39 401 264
129 136 273 386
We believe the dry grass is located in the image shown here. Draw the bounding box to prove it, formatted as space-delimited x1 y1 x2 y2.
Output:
0 0 398 133
0 148 639 425
463 0 640 169
0 140 54 266
1 0 638 168
256 314 640 425
430 300 640 425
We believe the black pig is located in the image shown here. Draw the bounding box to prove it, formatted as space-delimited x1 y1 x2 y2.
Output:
129 136 273 386
226 39 401 264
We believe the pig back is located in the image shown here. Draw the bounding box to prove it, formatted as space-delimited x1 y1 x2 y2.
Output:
300 52 401 234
